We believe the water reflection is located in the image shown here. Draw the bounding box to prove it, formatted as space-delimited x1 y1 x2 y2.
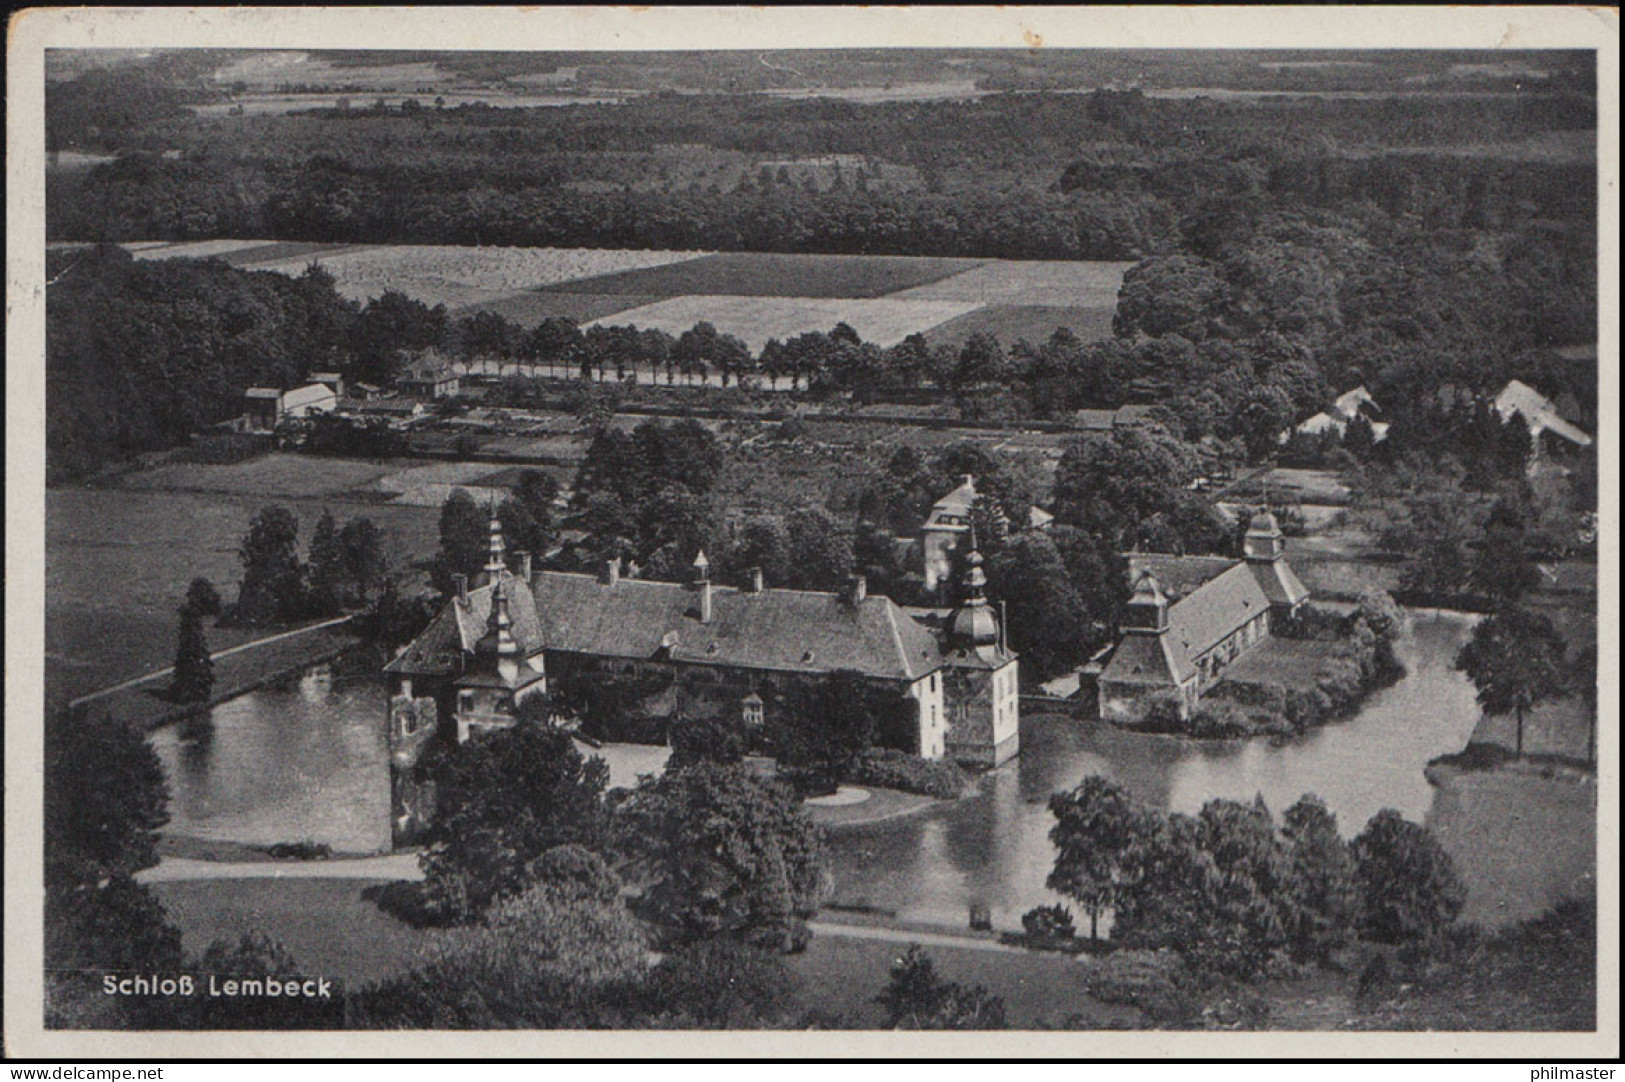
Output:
149 664 391 855
824 610 1484 928
146 613 1495 924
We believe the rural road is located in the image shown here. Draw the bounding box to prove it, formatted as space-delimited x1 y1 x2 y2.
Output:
133 858 1040 957
136 852 422 884
67 615 355 708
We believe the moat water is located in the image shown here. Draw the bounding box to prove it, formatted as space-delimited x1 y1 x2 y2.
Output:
151 610 1581 928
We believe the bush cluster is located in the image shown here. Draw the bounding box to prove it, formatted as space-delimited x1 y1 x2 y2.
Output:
847 748 968 800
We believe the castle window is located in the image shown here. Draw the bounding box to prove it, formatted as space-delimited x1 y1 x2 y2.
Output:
741 694 764 728
458 690 474 714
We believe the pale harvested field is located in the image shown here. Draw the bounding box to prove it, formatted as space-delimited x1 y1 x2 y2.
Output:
363 461 508 507
131 238 280 261
887 259 1137 307
586 294 980 352
546 252 987 300
250 245 713 307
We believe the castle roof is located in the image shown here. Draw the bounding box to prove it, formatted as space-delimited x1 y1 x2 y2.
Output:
1103 551 1305 688
385 571 545 676
1165 562 1272 663
389 569 944 684
1128 553 1234 601
1099 627 1193 686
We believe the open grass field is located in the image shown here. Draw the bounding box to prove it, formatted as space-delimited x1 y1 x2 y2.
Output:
225 241 362 266
360 460 512 508
252 244 713 308
889 259 1136 307
126 242 1131 363
46 479 441 705
152 877 428 988
121 454 395 499
1427 769 1595 927
921 303 1117 350
585 294 981 352
452 290 662 328
544 252 989 299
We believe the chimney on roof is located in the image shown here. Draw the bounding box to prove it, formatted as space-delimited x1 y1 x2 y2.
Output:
850 574 868 605
693 550 713 624
748 566 764 594
516 551 532 581
453 573 468 603
961 474 975 489
602 558 620 587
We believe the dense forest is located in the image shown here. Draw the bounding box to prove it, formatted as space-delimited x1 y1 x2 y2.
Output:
45 55 1598 483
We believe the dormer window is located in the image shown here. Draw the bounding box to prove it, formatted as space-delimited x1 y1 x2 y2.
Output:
801 650 815 664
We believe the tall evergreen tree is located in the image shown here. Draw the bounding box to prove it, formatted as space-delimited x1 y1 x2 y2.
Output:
306 509 349 615
233 505 306 626
339 517 387 605
170 606 214 704
435 488 490 595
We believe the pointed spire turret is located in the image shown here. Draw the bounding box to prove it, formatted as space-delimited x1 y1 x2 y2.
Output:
948 545 999 648
1244 507 1285 563
482 504 507 585
1122 569 1170 634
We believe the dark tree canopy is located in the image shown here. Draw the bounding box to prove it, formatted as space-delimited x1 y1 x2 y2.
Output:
419 723 611 922
613 761 826 950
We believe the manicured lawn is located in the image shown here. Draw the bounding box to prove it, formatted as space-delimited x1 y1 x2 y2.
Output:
543 252 989 299
920 303 1117 350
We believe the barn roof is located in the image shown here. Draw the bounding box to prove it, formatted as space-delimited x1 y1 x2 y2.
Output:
1165 562 1272 663
281 383 337 410
1494 380 1593 447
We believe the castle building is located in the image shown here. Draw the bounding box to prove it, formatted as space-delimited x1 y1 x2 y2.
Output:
939 549 1021 766
1097 512 1308 725
385 515 1018 846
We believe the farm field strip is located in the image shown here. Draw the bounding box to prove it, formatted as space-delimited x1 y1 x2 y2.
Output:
583 294 982 352
541 251 990 299
886 259 1138 306
450 290 661 328
246 244 714 307
222 241 362 266
920 303 1117 349
131 238 284 261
